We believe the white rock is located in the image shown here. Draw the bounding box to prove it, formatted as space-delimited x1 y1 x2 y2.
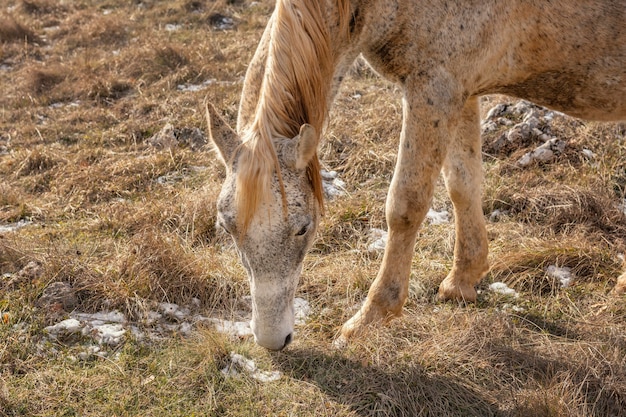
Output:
518 147 554 166
485 103 508 120
321 170 347 199
480 120 499 134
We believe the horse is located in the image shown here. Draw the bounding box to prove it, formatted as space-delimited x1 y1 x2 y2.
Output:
206 0 626 350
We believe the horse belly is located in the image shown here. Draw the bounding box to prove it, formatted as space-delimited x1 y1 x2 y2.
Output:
498 68 626 121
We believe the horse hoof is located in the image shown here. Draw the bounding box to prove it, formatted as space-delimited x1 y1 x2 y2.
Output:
332 334 349 350
340 304 384 339
437 279 477 303
340 313 365 340
613 277 626 295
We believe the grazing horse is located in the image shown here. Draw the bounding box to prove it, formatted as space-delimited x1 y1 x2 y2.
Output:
207 0 626 350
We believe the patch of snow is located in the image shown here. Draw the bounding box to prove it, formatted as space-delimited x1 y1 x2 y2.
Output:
488 282 519 297
294 297 311 325
501 303 526 313
546 265 574 288
164 23 182 32
129 325 145 341
367 228 388 252
0 220 32 233
426 208 450 225
177 79 241 92
582 149 596 160
49 100 81 109
44 318 83 338
156 171 186 185
71 311 126 323
85 323 126 346
144 311 162 325
208 318 253 337
77 345 105 361
221 352 281 382
489 209 508 222
158 302 190 321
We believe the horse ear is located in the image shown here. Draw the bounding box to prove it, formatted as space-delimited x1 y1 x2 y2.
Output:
206 102 240 165
288 124 319 170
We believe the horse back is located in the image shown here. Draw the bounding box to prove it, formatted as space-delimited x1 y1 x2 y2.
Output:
361 0 625 121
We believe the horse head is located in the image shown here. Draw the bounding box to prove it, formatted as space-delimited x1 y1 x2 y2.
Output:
206 103 321 350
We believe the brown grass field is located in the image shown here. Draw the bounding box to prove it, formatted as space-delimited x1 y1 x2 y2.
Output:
1 1 625 416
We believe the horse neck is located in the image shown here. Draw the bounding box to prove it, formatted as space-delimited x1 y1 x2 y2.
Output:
237 0 354 139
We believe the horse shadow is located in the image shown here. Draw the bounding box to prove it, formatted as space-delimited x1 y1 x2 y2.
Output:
272 346 505 417
272 339 626 417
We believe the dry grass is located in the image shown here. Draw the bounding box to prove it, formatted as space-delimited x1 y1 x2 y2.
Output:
0 16 37 44
1 0 625 416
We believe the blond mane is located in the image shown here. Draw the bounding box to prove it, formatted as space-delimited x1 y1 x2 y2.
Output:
235 0 351 231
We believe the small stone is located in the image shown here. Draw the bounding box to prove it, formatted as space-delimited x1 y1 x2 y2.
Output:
37 282 77 311
531 147 555 162
148 124 207 150
147 123 177 149
485 103 508 120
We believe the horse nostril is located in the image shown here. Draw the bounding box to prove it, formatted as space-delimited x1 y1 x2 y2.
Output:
283 333 293 349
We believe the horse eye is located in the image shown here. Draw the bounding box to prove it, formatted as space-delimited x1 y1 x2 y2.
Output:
295 224 309 236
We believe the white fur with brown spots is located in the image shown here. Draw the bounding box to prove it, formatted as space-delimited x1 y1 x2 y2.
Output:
208 0 625 349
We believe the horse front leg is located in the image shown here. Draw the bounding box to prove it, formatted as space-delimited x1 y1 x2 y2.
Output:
341 92 452 339
438 97 489 302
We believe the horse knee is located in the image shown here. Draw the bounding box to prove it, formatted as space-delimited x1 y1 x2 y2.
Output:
448 186 474 210
386 193 430 232
445 163 482 211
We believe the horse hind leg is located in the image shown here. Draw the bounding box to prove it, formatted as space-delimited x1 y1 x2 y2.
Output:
438 97 489 302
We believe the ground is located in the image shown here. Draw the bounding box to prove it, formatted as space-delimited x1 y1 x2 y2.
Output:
1 1 625 416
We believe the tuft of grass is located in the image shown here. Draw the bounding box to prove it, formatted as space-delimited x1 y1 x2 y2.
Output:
26 68 65 94
0 16 37 43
